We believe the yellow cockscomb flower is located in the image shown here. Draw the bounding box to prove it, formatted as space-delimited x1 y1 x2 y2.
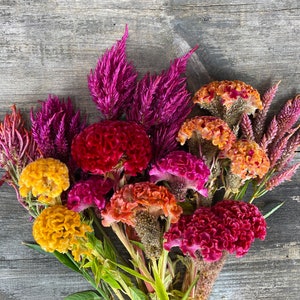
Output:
18 158 70 205
32 205 93 261
224 140 270 180
177 116 236 151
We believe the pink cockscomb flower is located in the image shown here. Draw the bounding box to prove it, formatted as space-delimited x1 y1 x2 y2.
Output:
223 140 270 180
177 116 236 151
71 120 152 176
101 182 182 227
164 200 266 262
149 150 210 200
67 177 113 213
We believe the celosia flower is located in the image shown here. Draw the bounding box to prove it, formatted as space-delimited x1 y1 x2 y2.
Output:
101 182 182 227
71 120 152 176
67 177 113 212
19 158 70 205
88 25 137 119
193 80 262 114
31 95 85 165
223 140 270 180
164 200 266 262
177 116 236 151
149 150 210 199
32 205 93 261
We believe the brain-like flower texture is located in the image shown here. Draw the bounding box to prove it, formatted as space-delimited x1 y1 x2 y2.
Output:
149 150 210 199
193 80 262 115
18 158 70 205
67 177 113 212
177 116 236 151
71 120 152 176
101 182 183 227
164 200 266 262
32 205 93 261
224 140 270 180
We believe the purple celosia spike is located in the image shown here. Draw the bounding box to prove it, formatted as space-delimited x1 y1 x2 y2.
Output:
88 25 138 120
259 117 278 151
266 162 300 191
240 113 254 140
253 81 280 142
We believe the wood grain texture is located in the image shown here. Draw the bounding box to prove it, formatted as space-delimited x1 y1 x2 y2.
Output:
0 0 299 299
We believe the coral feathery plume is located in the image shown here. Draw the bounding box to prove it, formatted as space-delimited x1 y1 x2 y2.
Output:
18 158 70 205
32 205 93 261
31 95 85 165
101 182 182 227
71 120 152 176
178 116 236 151
88 25 137 120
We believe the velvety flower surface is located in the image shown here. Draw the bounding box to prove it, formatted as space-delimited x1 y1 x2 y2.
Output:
177 116 236 151
18 158 70 205
101 182 182 227
224 140 270 180
31 95 85 164
193 80 262 115
32 205 93 261
67 177 113 212
149 150 210 199
164 200 266 262
71 120 152 175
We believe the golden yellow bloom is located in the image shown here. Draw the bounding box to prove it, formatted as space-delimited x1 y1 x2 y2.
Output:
32 205 93 261
18 158 70 205
177 116 236 151
193 80 262 115
225 140 270 180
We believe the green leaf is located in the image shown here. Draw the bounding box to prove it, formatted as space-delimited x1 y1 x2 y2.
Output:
64 290 101 300
22 242 48 255
129 286 148 300
152 262 169 300
264 201 285 219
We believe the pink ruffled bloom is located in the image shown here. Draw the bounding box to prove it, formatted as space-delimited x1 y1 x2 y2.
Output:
149 150 210 199
164 200 266 262
67 177 113 213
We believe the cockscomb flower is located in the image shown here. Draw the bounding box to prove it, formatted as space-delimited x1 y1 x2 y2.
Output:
164 200 266 262
223 140 270 180
18 158 70 205
0 105 39 185
88 25 137 120
71 120 152 176
101 182 182 227
177 116 236 151
149 150 210 200
67 177 113 213
31 95 85 165
32 205 93 262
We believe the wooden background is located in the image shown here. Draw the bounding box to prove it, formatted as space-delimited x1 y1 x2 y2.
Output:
0 1 299 299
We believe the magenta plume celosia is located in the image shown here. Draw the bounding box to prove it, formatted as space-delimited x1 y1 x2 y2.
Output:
164 200 266 262
88 25 138 120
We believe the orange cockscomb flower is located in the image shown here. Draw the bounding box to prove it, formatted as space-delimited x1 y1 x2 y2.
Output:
18 158 70 205
32 205 93 261
101 182 182 227
224 140 270 180
193 80 262 114
177 116 236 151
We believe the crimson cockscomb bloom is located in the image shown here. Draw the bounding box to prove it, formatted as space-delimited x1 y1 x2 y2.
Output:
31 95 85 165
164 200 266 262
88 25 137 120
71 120 152 176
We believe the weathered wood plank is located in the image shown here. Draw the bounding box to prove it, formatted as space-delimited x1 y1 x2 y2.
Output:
0 0 299 299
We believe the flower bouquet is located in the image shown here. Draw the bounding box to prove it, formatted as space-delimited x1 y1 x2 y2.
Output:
1 26 299 300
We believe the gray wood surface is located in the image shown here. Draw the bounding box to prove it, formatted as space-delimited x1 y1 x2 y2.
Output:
0 1 299 299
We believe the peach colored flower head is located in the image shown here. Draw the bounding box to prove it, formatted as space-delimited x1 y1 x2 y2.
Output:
193 80 262 115
224 140 270 180
32 205 93 261
177 116 236 151
18 158 70 205
101 182 182 227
